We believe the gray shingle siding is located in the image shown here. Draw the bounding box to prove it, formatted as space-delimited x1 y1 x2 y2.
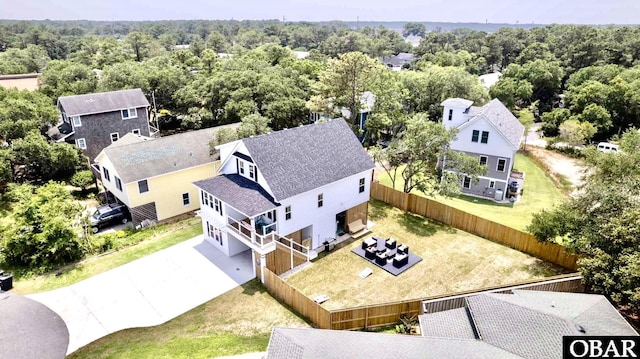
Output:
71 108 150 161
57 88 149 116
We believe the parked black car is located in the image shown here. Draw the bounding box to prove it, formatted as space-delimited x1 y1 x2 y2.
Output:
89 204 130 233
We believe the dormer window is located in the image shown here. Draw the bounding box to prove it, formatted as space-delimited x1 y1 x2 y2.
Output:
236 155 257 182
121 108 137 119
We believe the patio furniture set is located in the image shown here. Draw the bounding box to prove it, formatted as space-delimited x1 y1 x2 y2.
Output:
362 237 409 269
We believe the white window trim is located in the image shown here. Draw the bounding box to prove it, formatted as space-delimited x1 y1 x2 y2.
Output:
76 138 86 149
489 181 496 189
496 158 507 172
71 115 82 127
463 176 471 189
182 192 190 206
115 177 123 191
481 131 489 144
103 167 110 182
318 193 323 208
121 108 138 119
132 129 141 135
359 178 365 193
471 130 479 143
479 156 488 166
110 132 119 143
285 205 292 220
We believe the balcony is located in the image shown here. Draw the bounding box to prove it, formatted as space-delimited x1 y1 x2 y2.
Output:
226 216 312 258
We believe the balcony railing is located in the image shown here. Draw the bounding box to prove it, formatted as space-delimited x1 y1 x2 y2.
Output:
227 216 275 248
226 216 310 257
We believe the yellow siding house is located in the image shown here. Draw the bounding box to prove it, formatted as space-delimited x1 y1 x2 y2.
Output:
94 124 237 224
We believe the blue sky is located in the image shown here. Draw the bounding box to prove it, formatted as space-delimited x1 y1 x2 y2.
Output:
1 0 638 24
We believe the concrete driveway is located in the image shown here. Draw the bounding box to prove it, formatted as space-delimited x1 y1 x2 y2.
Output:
28 235 254 354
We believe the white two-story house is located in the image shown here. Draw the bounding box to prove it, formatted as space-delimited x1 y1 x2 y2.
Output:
194 119 374 278
441 98 525 201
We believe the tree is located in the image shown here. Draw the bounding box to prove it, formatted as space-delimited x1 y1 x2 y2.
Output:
0 87 58 143
126 31 153 62
402 22 426 38
0 182 84 269
70 170 94 192
528 132 640 312
518 106 535 150
236 113 271 138
208 127 239 155
40 60 98 99
489 78 533 109
558 119 596 146
389 114 485 195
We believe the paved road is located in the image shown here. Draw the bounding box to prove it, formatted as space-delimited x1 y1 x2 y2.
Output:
28 236 254 354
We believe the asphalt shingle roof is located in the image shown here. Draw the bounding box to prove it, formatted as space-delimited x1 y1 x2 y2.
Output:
419 307 477 339
58 89 150 116
265 327 520 359
101 124 238 183
241 119 374 201
441 98 474 108
193 174 278 217
473 99 525 148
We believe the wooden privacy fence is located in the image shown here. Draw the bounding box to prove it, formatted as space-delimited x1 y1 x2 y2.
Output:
262 268 331 329
328 274 583 331
370 182 579 270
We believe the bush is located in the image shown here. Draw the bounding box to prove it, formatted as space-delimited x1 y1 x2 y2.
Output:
70 170 95 191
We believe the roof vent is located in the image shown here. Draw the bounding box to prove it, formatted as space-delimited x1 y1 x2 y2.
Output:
575 324 586 333
174 161 177 166
189 152 193 157
550 301 556 308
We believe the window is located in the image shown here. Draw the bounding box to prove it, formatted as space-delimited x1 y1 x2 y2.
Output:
489 181 495 189
497 159 507 172
208 223 222 245
115 177 122 191
202 190 209 206
479 156 488 166
471 130 479 142
121 108 137 119
463 176 471 189
208 193 214 209
248 164 255 180
138 179 149 193
71 115 81 127
132 129 141 135
110 132 119 143
285 205 291 220
76 138 87 149
182 193 190 206
103 167 111 182
448 109 453 121
317 193 323 208
481 131 489 144
238 159 245 175
214 198 222 216
359 178 365 193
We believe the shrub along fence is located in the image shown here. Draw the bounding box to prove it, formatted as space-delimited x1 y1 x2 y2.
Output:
370 182 578 270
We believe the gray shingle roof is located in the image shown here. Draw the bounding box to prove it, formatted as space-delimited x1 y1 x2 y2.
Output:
419 307 477 339
473 99 524 148
417 291 638 359
266 327 520 359
100 124 238 183
58 89 150 116
193 174 278 217
441 98 474 108
242 119 374 201
467 293 577 359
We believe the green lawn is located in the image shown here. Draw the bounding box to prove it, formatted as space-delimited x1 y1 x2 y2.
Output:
12 218 203 294
376 152 566 232
286 200 569 310
68 279 311 359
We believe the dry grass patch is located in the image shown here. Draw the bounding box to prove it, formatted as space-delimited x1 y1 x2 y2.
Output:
69 279 310 359
286 200 569 310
